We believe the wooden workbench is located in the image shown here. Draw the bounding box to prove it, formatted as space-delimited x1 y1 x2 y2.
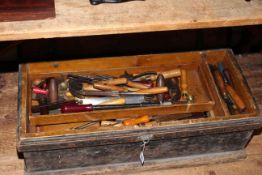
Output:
0 53 261 175
0 0 261 41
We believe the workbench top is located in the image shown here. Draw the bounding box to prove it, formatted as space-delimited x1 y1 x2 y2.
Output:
0 0 262 41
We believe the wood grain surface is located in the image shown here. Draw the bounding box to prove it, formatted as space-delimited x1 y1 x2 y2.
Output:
0 53 261 174
0 0 261 41
0 0 55 22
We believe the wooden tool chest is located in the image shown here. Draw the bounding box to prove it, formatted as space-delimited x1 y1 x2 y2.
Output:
17 49 262 174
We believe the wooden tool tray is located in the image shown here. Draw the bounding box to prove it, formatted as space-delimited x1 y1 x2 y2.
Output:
17 49 262 173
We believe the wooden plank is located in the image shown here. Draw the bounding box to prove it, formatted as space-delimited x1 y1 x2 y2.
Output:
0 0 261 41
0 0 55 22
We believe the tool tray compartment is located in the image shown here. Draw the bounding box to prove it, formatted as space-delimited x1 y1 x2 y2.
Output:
17 49 261 173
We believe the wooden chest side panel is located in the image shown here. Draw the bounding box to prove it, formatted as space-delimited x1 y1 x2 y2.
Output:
23 130 253 172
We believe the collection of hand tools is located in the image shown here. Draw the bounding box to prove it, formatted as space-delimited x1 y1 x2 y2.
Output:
209 62 246 114
30 68 198 129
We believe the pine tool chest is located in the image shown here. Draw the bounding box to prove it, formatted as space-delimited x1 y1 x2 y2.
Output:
17 49 262 174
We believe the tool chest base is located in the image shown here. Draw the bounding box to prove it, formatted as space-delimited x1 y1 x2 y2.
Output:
25 150 246 175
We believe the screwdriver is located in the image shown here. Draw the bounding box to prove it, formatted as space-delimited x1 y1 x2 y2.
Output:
60 103 160 113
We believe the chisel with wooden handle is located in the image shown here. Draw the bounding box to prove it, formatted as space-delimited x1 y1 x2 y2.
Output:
82 80 153 91
210 65 237 114
136 87 168 94
123 115 151 126
225 84 246 111
93 83 126 92
100 78 127 85
212 65 243 110
149 68 182 81
213 67 227 98
127 80 150 89
161 68 182 79
181 69 188 98
82 83 100 91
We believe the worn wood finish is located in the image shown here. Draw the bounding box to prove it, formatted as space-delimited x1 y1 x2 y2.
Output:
0 53 262 174
0 0 261 41
23 131 252 172
24 150 247 175
15 49 262 173
0 0 55 22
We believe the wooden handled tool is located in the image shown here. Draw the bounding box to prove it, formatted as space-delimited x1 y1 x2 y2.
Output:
161 68 181 79
123 115 151 126
127 80 149 89
100 98 126 105
100 78 127 85
225 84 246 111
82 83 100 91
210 65 239 114
213 69 226 96
181 69 188 97
136 87 168 94
150 68 181 80
156 74 165 103
47 78 58 103
93 83 126 92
